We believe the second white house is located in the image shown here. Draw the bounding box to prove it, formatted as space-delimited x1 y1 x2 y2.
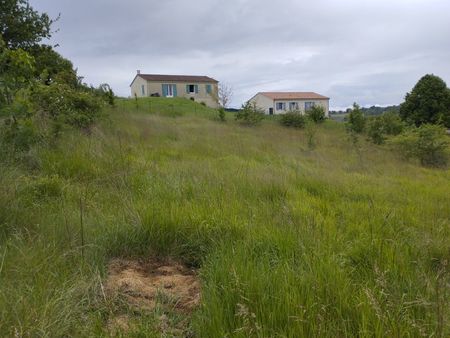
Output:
249 92 330 115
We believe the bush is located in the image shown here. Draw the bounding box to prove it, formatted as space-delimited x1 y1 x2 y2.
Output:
306 105 326 123
236 101 265 126
389 124 449 167
218 107 226 122
1 116 41 152
31 83 102 130
280 111 306 128
367 111 405 144
346 103 366 134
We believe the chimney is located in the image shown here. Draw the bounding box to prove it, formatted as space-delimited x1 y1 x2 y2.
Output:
137 70 141 74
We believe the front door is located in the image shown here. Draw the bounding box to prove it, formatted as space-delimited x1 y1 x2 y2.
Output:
269 107 273 115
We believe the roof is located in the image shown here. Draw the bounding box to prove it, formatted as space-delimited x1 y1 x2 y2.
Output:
136 74 218 83
259 92 329 100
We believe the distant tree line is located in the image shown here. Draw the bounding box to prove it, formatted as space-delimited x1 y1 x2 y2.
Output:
0 0 114 154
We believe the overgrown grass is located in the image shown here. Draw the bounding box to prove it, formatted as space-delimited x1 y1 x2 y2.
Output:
0 98 449 337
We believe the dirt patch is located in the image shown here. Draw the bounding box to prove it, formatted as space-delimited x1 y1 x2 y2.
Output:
105 257 200 335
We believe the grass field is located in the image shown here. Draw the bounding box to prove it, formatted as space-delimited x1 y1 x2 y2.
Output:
0 97 449 337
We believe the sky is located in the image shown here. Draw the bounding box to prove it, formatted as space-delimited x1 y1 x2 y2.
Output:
31 0 450 109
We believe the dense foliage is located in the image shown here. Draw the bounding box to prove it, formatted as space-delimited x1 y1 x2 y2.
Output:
280 110 306 128
236 101 265 125
389 124 449 167
400 74 450 127
0 0 114 154
367 111 405 144
306 105 326 123
345 103 366 134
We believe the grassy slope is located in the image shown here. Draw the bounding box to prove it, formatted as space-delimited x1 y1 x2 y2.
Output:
0 97 449 337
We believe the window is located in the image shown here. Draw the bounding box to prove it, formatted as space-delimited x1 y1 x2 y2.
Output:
186 84 198 94
141 84 145 96
205 84 212 94
162 84 177 97
276 102 285 111
305 102 315 110
289 102 298 110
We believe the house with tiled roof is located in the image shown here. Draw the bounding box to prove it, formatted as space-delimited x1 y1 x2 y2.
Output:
249 92 330 115
130 71 219 108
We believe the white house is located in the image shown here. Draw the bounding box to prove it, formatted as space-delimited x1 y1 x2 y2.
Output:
130 72 219 108
249 92 330 116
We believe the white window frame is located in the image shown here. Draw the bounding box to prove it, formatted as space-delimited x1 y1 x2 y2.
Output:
141 84 145 96
166 84 175 97
305 101 315 110
188 84 196 94
276 102 285 111
289 102 298 110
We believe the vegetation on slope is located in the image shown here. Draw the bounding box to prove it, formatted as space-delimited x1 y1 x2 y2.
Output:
0 98 449 337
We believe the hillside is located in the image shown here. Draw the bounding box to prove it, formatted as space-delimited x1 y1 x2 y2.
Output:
0 98 449 337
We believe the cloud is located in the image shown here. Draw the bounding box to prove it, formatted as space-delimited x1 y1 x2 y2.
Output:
31 0 450 108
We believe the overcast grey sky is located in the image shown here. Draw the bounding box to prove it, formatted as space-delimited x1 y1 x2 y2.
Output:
32 0 450 109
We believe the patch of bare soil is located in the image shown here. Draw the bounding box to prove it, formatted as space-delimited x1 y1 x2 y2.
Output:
105 257 200 335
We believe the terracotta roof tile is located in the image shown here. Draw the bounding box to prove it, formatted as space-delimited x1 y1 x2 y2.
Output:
260 92 329 100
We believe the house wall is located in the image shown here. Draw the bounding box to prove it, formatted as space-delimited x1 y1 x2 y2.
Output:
130 76 219 108
249 94 329 116
273 99 329 116
130 76 148 98
249 93 274 114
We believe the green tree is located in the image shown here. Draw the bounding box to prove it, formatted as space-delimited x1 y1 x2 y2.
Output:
306 105 326 123
399 74 450 128
0 38 35 105
236 101 264 126
0 0 56 49
345 103 366 134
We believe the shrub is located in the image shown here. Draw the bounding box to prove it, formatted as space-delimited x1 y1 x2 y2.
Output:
218 107 226 122
346 103 366 134
280 111 306 128
306 105 326 123
236 101 265 126
367 111 405 144
1 116 41 152
367 116 386 145
389 124 449 167
30 83 102 130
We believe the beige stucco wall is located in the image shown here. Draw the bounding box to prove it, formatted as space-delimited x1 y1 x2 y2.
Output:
249 93 274 114
130 76 148 98
130 77 219 108
249 93 329 116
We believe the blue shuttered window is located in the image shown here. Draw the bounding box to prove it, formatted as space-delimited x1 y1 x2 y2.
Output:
162 84 168 97
162 84 177 97
205 84 212 94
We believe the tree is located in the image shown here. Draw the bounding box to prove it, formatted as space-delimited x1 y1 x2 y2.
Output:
0 37 35 105
345 103 366 134
306 105 326 123
218 83 233 108
0 0 56 49
399 74 450 128
236 101 264 126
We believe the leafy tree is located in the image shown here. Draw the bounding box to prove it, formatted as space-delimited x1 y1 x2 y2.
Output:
399 74 450 128
345 103 366 134
367 111 405 145
0 38 35 105
306 105 326 123
0 0 56 49
27 45 75 85
389 124 449 167
236 101 264 126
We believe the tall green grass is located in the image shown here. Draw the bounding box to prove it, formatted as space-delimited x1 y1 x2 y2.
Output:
0 98 449 336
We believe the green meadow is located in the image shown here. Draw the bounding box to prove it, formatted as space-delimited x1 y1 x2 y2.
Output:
1 97 449 337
